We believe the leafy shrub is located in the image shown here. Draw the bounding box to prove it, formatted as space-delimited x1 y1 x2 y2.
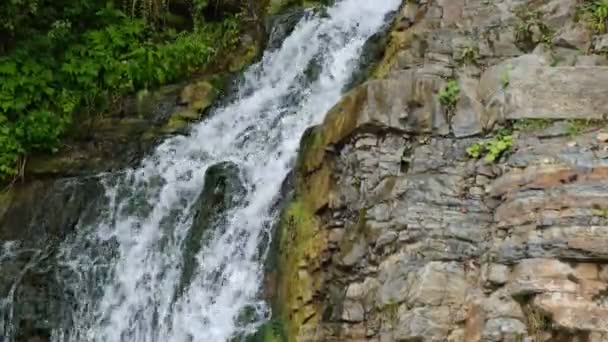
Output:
466 130 514 163
0 4 242 179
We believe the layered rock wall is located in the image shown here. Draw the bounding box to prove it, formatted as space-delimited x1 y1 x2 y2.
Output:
271 0 608 340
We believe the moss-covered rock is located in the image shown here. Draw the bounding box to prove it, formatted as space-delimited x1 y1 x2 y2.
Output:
266 76 396 339
265 124 333 340
179 80 219 111
266 38 449 340
372 1 419 79
245 319 288 342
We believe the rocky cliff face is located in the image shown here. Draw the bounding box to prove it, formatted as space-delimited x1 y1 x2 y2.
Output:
271 0 608 341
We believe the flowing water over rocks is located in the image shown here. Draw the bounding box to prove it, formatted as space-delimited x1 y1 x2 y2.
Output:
0 0 400 341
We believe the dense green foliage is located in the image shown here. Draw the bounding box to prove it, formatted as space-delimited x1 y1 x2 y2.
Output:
0 0 242 179
582 0 608 33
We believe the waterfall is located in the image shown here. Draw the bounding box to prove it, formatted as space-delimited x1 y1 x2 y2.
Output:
1 0 400 341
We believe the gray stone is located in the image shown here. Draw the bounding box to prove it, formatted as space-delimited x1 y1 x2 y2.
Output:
592 34 608 52
333 70 447 135
481 56 608 120
376 253 414 307
575 55 608 66
394 307 451 341
536 121 571 137
407 262 467 307
341 300 365 322
552 23 592 50
600 265 608 282
481 318 527 342
482 289 526 320
485 263 510 285
339 237 367 267
452 76 487 137
328 229 345 243
375 231 398 248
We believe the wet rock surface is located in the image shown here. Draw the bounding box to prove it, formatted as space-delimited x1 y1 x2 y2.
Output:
272 0 608 341
0 177 107 342
177 162 246 298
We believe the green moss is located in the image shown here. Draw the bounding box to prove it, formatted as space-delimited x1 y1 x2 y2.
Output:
245 319 288 342
25 155 84 176
566 119 599 136
512 119 552 132
269 123 334 339
372 10 415 78
273 198 324 340
592 208 608 218
160 115 189 134
295 127 323 172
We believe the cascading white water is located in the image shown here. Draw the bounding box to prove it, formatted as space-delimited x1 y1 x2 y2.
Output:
3 1 400 341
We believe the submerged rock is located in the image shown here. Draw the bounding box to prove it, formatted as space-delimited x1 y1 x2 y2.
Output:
176 162 246 298
265 7 308 51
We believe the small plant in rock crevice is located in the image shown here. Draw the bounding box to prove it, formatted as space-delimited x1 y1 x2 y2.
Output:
592 207 608 218
457 46 480 65
466 130 514 163
438 80 460 111
514 6 553 50
521 301 552 340
566 118 601 136
513 119 552 132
